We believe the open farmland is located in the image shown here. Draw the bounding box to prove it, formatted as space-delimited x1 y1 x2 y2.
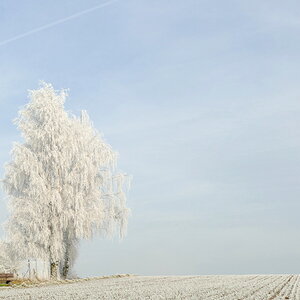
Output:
0 275 299 299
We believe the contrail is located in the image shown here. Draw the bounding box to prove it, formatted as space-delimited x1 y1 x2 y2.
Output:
0 0 119 47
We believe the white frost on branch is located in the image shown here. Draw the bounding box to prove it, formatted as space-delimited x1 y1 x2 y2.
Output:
0 241 20 274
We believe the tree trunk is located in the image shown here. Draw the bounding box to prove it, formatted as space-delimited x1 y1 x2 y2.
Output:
62 253 70 279
61 230 71 279
61 229 77 279
61 237 70 279
48 203 60 280
61 236 74 279
50 261 59 280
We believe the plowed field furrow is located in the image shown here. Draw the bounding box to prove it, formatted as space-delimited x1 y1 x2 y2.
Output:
202 275 277 299
226 275 286 300
1 275 300 299
177 275 263 299
272 275 297 300
289 275 300 299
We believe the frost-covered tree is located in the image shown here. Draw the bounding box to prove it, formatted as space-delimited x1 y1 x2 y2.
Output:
3 83 130 280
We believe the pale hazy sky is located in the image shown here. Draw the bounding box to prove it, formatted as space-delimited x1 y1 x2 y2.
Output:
0 0 300 277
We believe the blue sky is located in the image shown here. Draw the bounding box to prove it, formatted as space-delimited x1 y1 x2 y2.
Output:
1 0 300 276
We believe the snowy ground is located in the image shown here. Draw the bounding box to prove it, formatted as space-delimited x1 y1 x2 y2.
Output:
0 274 299 299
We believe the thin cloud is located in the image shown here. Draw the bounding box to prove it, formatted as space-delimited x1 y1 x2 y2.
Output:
0 0 119 47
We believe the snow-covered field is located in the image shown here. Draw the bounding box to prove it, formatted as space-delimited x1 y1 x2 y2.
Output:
0 274 299 299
